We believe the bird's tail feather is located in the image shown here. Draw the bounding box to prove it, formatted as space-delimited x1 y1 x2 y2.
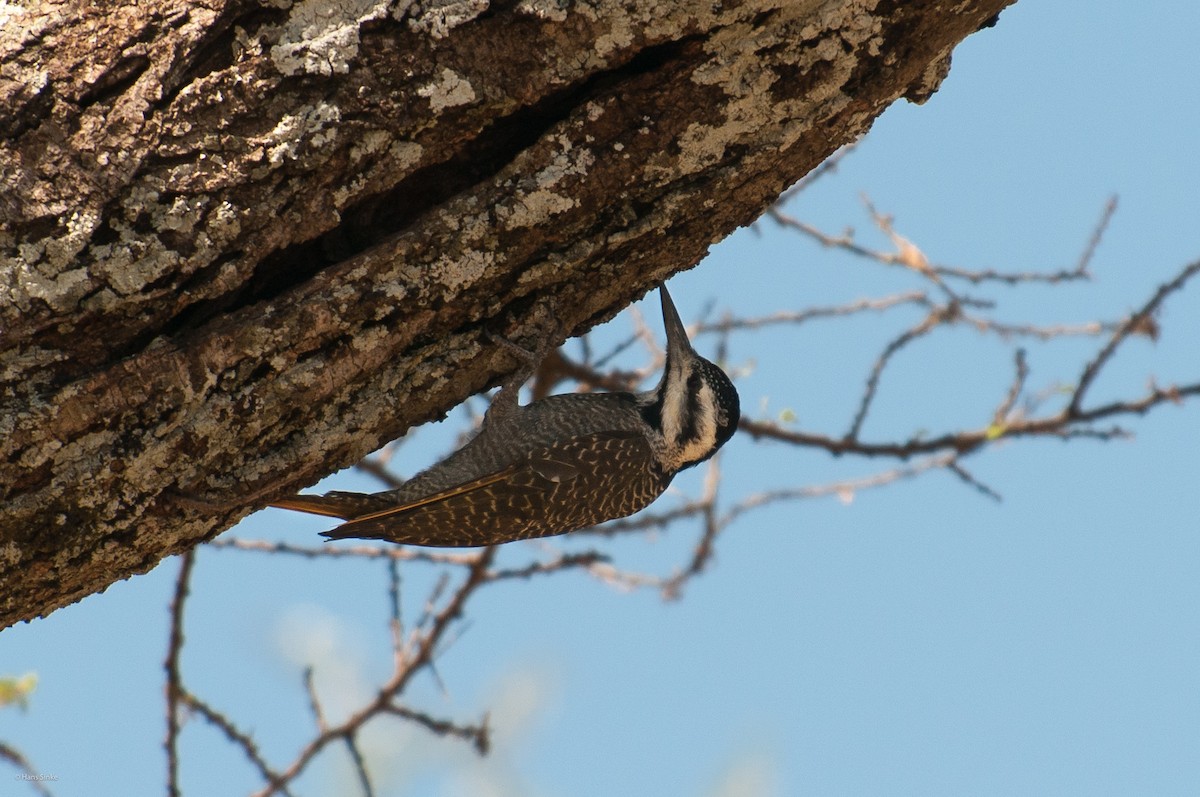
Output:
270 491 393 520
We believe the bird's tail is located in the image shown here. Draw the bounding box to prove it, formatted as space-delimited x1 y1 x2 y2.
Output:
269 491 394 520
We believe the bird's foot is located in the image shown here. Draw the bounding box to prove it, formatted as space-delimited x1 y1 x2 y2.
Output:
486 305 566 422
489 331 541 371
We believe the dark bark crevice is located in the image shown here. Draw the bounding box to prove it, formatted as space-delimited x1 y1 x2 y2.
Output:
0 0 1015 627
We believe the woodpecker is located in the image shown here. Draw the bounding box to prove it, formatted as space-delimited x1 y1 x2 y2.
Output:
270 284 740 547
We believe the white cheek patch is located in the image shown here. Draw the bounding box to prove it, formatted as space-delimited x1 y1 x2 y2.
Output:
660 364 690 444
673 383 719 469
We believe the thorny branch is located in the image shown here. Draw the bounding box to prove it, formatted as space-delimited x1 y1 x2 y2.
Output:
163 189 1200 794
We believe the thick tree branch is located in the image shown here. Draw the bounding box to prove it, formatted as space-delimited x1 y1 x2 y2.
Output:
0 0 1013 626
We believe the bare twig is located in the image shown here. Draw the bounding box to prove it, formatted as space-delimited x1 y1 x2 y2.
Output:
1075 195 1118 276
696 293 931 334
994 349 1029 426
770 195 1113 287
947 460 1003 503
846 309 943 441
355 456 405 489
742 374 1197 459
722 453 957 527
580 500 710 537
487 551 611 581
164 550 194 797
303 668 328 732
344 733 374 797
180 691 288 794
0 742 55 797
775 143 858 205
251 549 497 797
385 705 491 755
957 312 1115 341
387 558 404 666
208 537 481 566
1068 260 1200 416
661 455 723 600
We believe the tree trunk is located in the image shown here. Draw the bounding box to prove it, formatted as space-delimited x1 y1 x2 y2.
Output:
0 0 1012 627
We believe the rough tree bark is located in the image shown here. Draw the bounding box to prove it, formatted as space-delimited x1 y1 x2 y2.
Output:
0 0 1013 627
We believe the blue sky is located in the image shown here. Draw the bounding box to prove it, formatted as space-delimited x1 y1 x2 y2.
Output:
4 3 1200 796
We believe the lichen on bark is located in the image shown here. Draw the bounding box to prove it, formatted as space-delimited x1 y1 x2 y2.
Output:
0 0 1014 627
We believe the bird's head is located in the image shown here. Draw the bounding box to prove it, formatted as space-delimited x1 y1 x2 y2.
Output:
638 284 740 473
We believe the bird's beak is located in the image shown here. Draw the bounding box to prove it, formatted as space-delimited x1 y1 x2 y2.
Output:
659 284 693 359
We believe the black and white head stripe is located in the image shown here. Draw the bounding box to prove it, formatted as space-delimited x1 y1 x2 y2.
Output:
639 290 740 473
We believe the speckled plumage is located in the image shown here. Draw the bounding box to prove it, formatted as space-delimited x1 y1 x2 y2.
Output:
271 285 739 547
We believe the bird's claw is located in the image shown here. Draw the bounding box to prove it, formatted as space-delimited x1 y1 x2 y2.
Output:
485 303 566 422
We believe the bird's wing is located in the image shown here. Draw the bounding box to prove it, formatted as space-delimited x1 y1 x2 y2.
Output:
318 430 659 547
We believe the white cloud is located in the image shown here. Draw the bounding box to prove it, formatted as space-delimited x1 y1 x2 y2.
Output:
708 751 779 797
